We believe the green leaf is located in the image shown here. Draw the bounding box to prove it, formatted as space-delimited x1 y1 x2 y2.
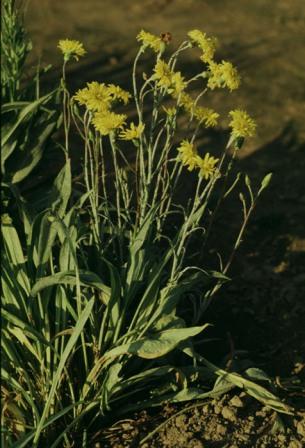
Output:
10 111 58 184
106 325 208 360
1 91 55 147
100 259 122 345
100 363 122 413
1 219 31 295
31 270 111 304
187 353 293 415
50 159 72 218
33 298 94 445
245 367 272 383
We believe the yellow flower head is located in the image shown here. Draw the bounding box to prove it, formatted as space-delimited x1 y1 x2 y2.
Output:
92 111 126 136
74 82 112 112
179 92 195 113
153 59 173 89
170 72 187 96
137 30 163 53
153 60 186 96
188 29 218 63
119 122 145 140
229 109 257 139
58 39 86 61
193 106 219 127
196 153 219 180
107 84 131 105
207 61 241 91
177 140 198 171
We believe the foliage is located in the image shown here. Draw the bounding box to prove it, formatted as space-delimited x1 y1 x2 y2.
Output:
1 0 61 215
1 12 291 447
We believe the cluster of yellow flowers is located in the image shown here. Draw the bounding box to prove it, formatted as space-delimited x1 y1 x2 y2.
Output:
188 29 240 92
59 33 256 143
177 140 219 180
58 39 86 61
74 82 131 135
207 61 240 92
137 30 163 53
188 30 218 63
74 82 131 112
153 59 186 96
229 109 257 138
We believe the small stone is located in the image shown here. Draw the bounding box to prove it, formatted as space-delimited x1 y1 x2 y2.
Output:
256 409 267 417
297 420 305 439
189 440 204 448
288 440 302 448
221 406 237 422
216 423 226 436
214 404 222 414
229 396 244 408
202 404 209 413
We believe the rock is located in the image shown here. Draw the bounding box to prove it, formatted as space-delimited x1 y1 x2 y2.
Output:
288 440 302 448
216 423 226 436
229 396 244 408
202 404 209 413
214 404 222 414
221 406 237 422
297 419 305 439
189 439 204 448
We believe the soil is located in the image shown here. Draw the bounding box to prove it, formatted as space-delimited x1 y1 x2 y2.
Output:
22 0 305 446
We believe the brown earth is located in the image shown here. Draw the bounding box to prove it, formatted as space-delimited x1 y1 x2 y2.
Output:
23 0 305 446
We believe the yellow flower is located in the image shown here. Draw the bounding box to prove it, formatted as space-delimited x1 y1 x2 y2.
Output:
188 29 218 63
229 109 257 138
153 60 186 96
177 140 198 171
58 39 86 61
179 92 194 113
107 84 131 105
137 30 163 53
153 59 173 89
207 61 240 91
119 122 145 140
170 72 187 96
193 106 219 127
196 153 219 180
92 111 126 135
74 82 111 112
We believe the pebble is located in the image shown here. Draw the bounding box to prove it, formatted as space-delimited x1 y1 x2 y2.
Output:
202 404 209 413
297 420 305 438
214 404 222 414
221 406 237 422
229 396 244 408
288 440 302 448
216 423 226 436
189 440 204 448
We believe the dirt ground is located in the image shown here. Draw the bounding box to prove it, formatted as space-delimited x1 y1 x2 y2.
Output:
23 0 305 446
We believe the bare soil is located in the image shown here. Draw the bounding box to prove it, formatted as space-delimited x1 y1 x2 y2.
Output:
23 1 305 446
